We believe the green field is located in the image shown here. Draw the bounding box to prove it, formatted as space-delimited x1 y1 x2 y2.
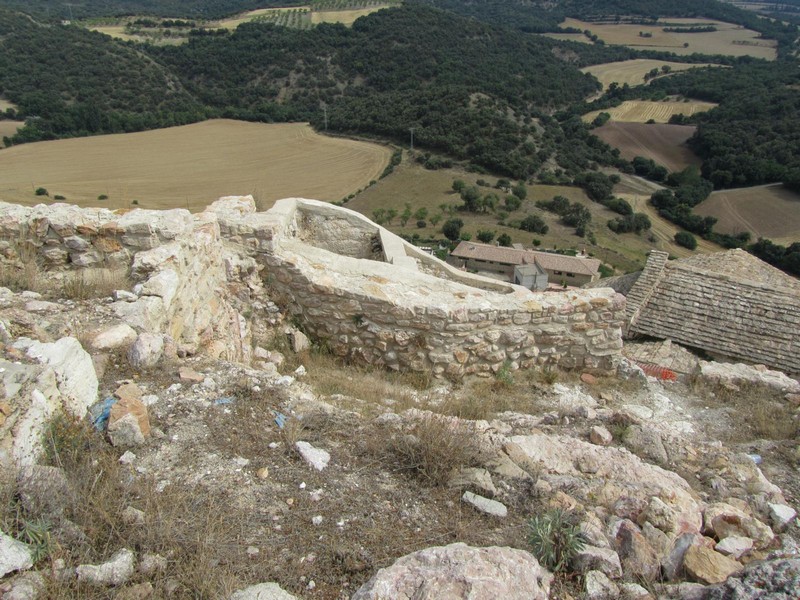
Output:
346 160 697 273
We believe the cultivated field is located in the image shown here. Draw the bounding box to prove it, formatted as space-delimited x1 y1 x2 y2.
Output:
311 7 386 25
542 32 593 44
0 120 391 212
582 59 724 90
582 99 717 123
592 122 700 172
0 121 21 145
694 183 800 244
562 17 777 60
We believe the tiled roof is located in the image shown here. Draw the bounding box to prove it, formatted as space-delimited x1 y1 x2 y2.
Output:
450 241 600 276
626 250 800 374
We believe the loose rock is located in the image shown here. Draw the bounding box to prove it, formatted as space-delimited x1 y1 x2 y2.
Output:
295 441 330 471
683 545 742 585
461 491 507 517
351 542 552 600
0 530 33 578
229 582 298 600
76 548 135 586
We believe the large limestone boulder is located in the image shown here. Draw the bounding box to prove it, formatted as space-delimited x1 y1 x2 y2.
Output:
14 337 97 417
507 433 702 533
351 543 552 599
683 545 742 585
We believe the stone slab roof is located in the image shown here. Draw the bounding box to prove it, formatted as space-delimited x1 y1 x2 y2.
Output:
625 250 800 375
451 241 600 277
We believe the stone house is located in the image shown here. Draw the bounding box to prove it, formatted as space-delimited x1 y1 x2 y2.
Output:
589 249 800 375
447 241 601 288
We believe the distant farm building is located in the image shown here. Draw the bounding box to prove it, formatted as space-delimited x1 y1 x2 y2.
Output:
590 249 800 375
447 241 601 289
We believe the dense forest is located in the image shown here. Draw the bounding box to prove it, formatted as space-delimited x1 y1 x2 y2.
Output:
0 0 299 20
0 5 625 179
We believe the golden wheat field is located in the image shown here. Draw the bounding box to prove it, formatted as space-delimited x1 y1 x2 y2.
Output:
0 121 21 144
582 100 717 123
562 17 777 60
0 120 391 211
312 7 389 25
582 59 724 90
695 184 800 245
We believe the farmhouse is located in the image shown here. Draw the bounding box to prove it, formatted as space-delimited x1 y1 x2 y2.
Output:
592 249 800 375
447 241 601 289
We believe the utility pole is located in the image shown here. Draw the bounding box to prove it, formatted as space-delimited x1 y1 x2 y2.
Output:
409 127 415 152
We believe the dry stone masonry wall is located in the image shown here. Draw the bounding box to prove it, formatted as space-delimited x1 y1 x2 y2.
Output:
0 197 626 377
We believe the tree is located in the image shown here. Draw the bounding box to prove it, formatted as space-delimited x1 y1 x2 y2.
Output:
504 195 522 211
400 203 412 227
442 218 464 241
519 215 549 234
511 182 527 200
414 207 428 221
497 233 512 247
452 179 466 194
477 230 495 243
386 208 398 224
461 186 482 212
674 231 697 250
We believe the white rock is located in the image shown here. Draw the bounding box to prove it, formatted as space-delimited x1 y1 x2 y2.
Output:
112 290 138 302
312 516 323 526
127 333 164 369
287 329 310 353
619 582 652 600
590 426 613 446
768 503 797 532
1 571 45 599
24 300 61 313
76 548 135 586
294 365 306 377
585 569 620 600
295 441 330 471
91 324 137 351
461 491 508 517
0 530 33 578
138 553 167 576
230 582 298 600
119 451 137 465
715 536 754 559
351 542 551 600
15 337 98 417
572 545 623 579
139 269 180 310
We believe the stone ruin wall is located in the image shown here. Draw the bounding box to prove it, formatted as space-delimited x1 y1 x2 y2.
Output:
0 197 627 377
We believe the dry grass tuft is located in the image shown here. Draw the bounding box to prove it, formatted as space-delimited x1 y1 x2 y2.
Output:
61 267 131 300
0 240 43 293
383 414 484 486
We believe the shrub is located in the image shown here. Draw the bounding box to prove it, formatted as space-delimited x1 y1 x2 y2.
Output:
527 509 585 572
674 231 697 250
53 195 66 200
97 194 108 200
34 187 48 196
385 414 483 486
519 215 549 234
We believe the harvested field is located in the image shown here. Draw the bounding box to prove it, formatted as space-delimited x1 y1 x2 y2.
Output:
592 122 700 172
312 7 390 25
695 183 800 244
0 121 21 145
541 32 592 44
0 120 391 212
582 99 717 123
562 17 777 60
582 59 724 90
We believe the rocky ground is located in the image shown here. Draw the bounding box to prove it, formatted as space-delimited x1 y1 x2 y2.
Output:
1 274 799 599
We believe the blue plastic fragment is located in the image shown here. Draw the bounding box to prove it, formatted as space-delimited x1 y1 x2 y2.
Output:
214 396 235 405
273 411 287 429
90 397 118 431
747 453 762 465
